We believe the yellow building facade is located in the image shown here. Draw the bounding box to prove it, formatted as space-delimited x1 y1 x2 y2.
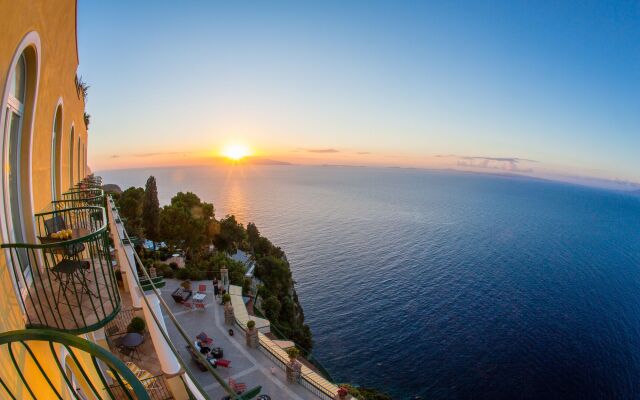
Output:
0 1 120 399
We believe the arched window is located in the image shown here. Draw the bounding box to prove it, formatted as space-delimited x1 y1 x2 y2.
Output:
1 33 40 278
4 55 27 249
69 126 75 186
51 102 63 199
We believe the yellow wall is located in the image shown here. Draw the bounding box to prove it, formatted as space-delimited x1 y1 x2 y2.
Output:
0 1 96 398
0 0 88 330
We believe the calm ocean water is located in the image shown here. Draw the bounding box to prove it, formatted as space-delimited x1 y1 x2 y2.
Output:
101 165 640 399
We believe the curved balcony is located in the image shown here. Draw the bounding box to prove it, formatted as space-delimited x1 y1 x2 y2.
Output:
0 329 151 399
61 188 105 207
1 206 121 334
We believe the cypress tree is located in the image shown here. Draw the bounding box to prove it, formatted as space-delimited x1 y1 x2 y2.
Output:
142 176 160 248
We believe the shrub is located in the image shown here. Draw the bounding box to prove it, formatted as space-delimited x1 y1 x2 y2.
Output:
127 317 145 334
242 277 252 295
176 268 190 280
263 296 281 321
169 262 178 269
286 347 299 359
222 293 231 304
247 320 256 330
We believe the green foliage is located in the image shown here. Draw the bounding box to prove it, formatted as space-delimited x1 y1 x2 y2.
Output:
160 192 215 260
212 215 246 254
286 347 300 359
117 187 145 237
142 176 161 245
242 277 252 295
154 263 175 279
127 317 145 334
83 112 91 130
341 384 393 400
263 295 281 321
247 320 256 329
221 293 231 304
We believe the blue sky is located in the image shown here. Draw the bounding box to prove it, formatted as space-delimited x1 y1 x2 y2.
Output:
78 1 640 188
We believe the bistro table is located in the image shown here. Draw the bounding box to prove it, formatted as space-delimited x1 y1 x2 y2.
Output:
120 332 144 360
171 288 192 303
192 292 206 302
39 227 94 302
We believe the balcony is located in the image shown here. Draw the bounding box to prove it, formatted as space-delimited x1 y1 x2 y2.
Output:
1 205 121 334
0 328 153 399
61 187 105 207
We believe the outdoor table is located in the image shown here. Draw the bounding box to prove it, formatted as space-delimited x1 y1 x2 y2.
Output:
121 332 144 360
171 288 192 303
51 259 92 303
39 227 90 257
192 292 206 302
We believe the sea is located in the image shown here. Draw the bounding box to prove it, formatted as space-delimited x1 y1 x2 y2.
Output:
100 165 640 400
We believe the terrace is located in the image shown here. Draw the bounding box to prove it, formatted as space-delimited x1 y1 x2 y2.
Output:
160 279 320 399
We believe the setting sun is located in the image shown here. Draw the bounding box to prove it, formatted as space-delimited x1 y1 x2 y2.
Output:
221 144 251 161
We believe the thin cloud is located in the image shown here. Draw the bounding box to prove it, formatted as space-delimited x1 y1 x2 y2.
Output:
306 148 340 153
456 156 536 173
110 151 189 159
356 151 371 155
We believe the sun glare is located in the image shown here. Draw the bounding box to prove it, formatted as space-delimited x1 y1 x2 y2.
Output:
221 144 251 161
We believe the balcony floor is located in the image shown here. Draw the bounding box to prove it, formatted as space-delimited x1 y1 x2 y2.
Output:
24 259 118 332
160 279 321 400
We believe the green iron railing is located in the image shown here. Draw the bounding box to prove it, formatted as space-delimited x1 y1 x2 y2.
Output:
108 196 261 400
0 329 149 399
75 175 103 188
62 188 106 207
0 206 121 334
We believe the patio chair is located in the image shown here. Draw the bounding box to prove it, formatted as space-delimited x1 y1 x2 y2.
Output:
195 302 205 310
215 359 231 368
182 300 193 309
197 284 206 293
228 378 246 393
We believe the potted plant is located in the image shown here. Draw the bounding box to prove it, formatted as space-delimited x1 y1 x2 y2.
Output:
285 347 302 384
221 293 231 304
127 317 146 334
286 347 300 361
180 279 192 291
246 320 258 348
336 387 349 399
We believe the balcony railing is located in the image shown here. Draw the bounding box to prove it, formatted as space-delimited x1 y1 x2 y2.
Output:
1 206 121 334
0 328 150 399
61 188 106 207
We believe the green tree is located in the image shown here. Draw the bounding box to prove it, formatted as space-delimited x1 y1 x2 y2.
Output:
212 215 246 254
263 295 281 321
118 186 144 237
247 222 260 247
142 176 160 248
158 192 215 260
